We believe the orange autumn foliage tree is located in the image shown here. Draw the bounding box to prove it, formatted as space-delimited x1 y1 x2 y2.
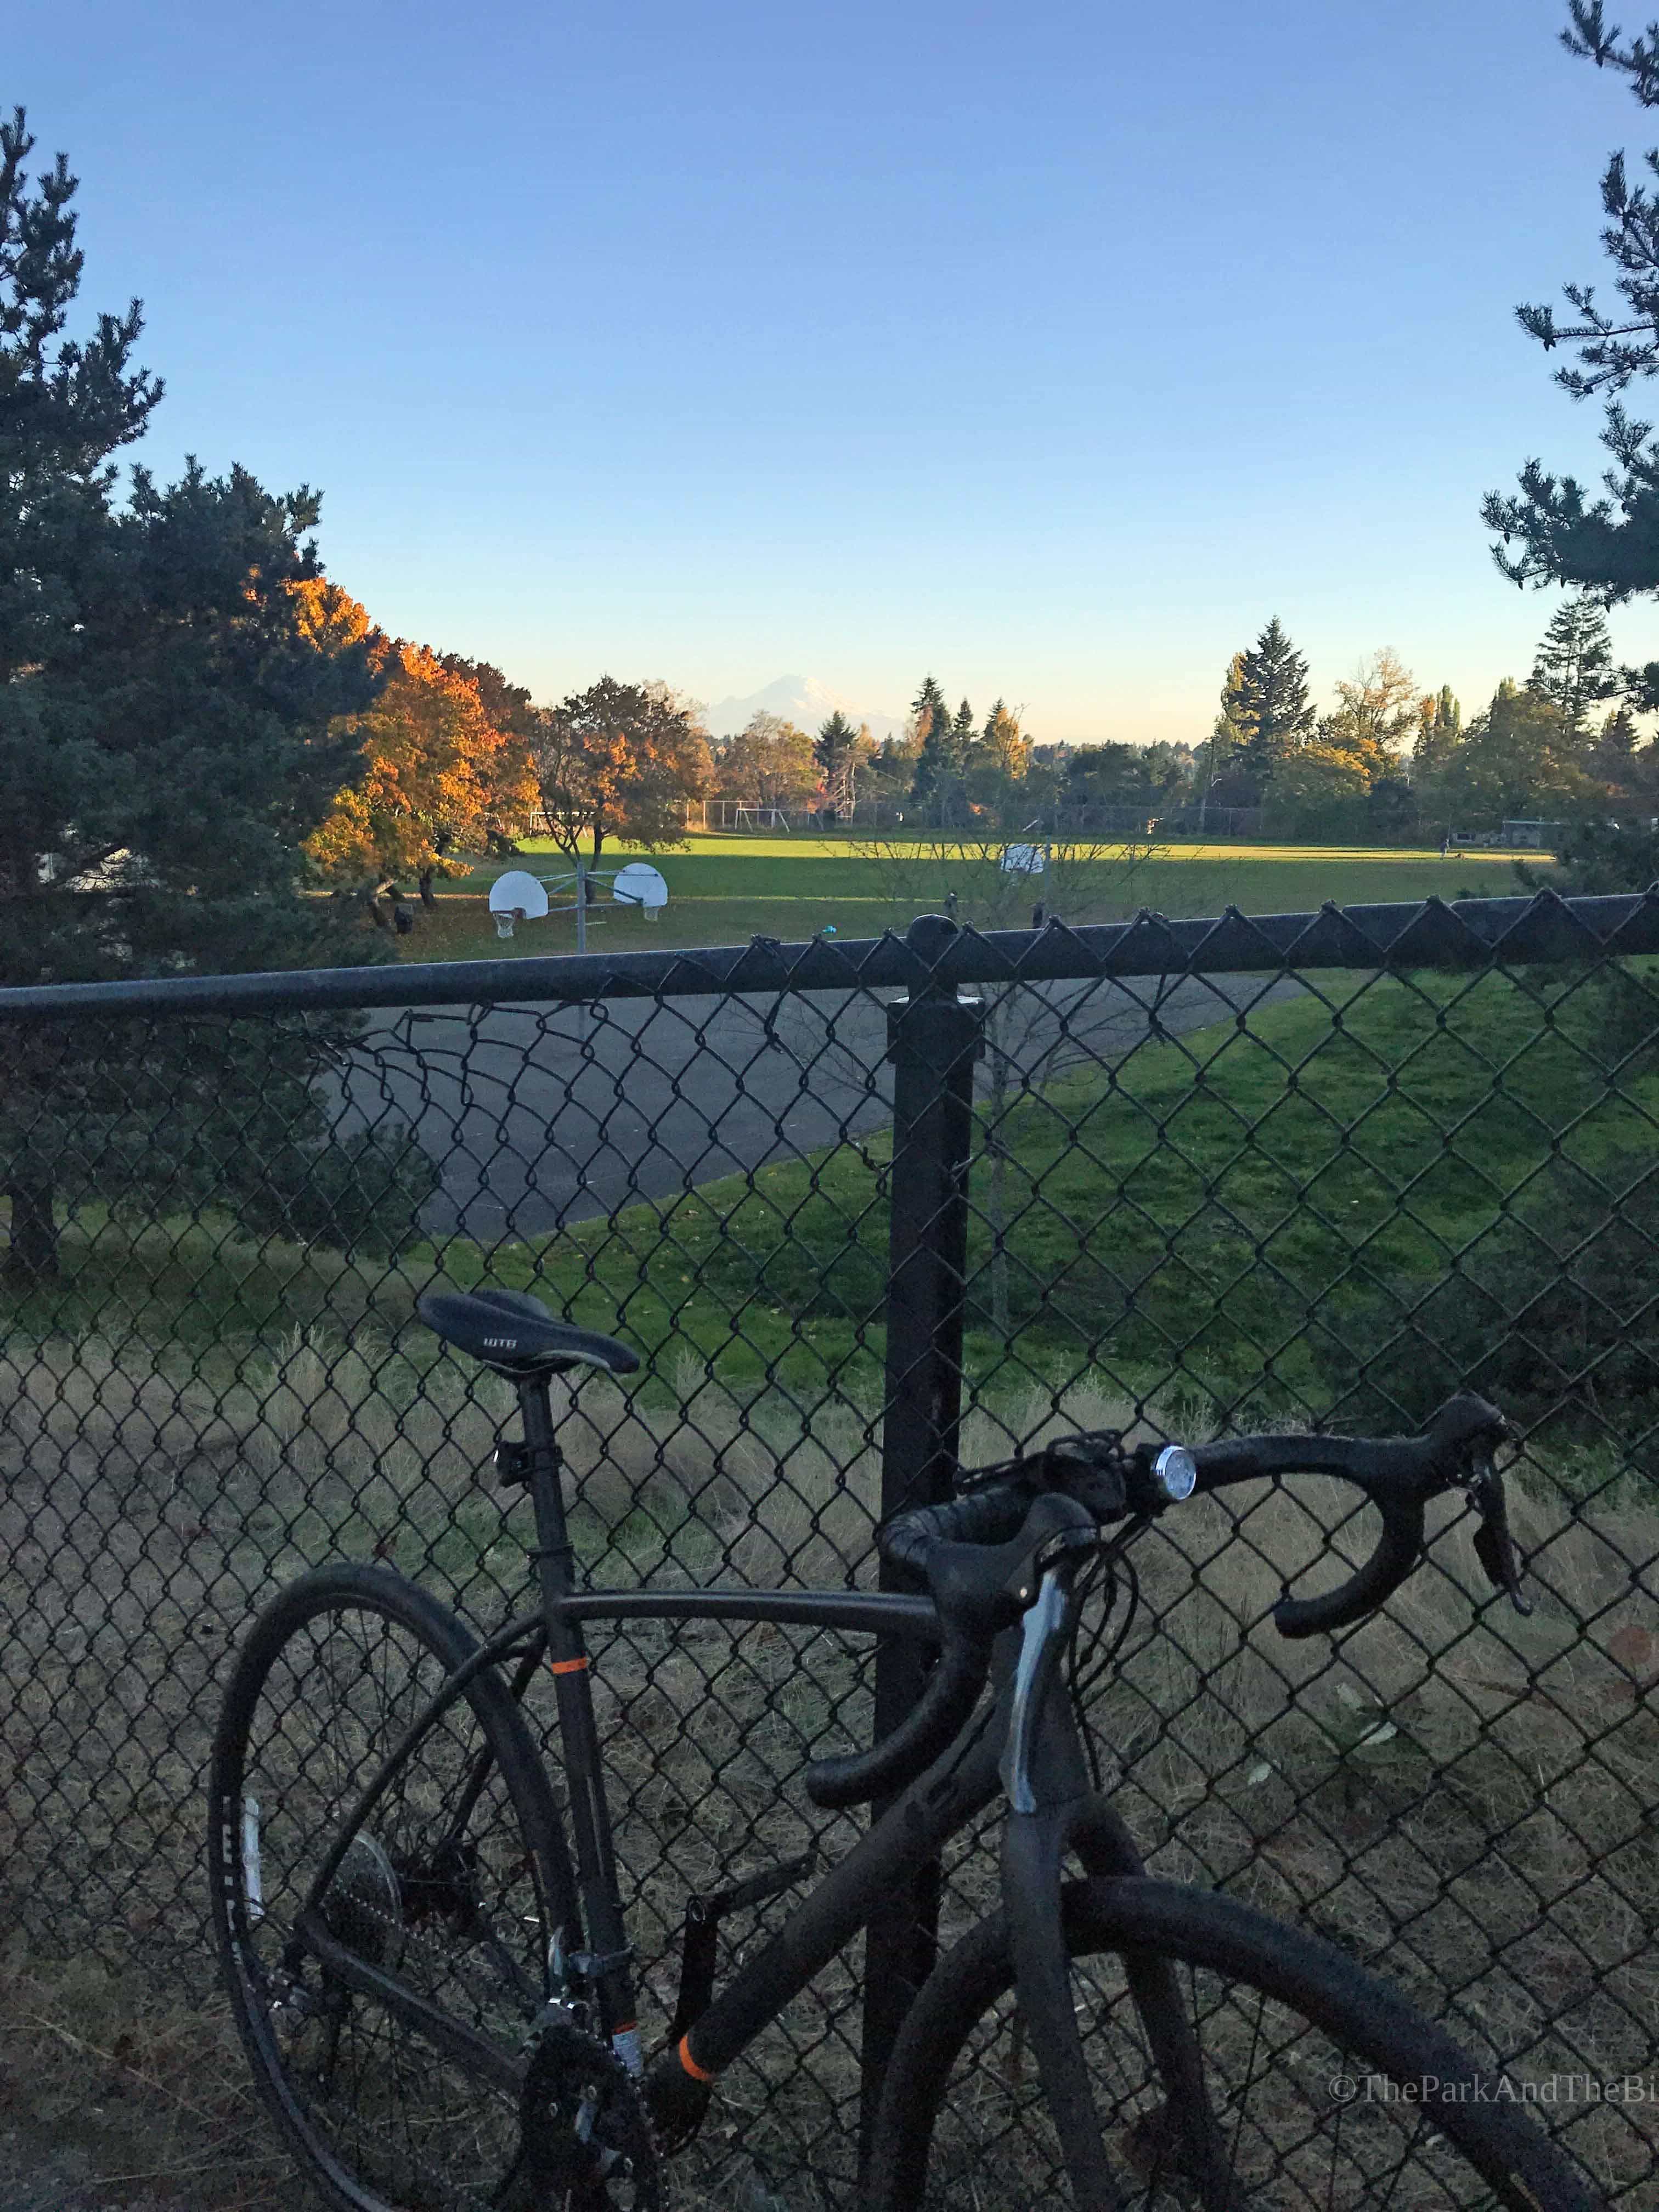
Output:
301 589 537 912
287 575 379 659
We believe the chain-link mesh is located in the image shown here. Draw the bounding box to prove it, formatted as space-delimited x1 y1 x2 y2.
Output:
2 890 1656 2204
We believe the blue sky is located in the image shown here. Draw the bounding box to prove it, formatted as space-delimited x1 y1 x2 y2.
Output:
12 0 1655 740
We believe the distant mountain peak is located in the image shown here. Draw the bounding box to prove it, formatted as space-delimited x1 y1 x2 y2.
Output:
706 675 903 744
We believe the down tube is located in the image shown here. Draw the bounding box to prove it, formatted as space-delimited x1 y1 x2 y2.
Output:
674 1723 1005 2080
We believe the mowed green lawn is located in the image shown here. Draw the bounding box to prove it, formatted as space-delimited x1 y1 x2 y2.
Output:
394 834 1532 963
466 962 1655 1442
15 959 1647 1469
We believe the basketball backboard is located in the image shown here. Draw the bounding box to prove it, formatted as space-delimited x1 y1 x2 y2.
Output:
488 869 551 938
611 862 669 912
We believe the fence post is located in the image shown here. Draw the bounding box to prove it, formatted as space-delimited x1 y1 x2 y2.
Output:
859 914 983 2170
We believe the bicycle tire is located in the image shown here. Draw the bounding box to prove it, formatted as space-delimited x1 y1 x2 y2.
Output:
208 1564 575 2212
868 1877 1602 2212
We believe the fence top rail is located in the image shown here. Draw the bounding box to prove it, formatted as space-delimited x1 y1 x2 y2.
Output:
0 889 1655 1022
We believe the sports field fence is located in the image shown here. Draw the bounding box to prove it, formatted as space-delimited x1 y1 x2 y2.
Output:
1 890 1656 2204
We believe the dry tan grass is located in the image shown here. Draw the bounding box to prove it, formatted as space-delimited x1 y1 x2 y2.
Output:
1083 1470 1659 2204
0 1946 308 2209
1 1339 1656 2203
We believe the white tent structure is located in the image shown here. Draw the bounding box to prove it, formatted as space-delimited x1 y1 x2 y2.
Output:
1000 843 1047 876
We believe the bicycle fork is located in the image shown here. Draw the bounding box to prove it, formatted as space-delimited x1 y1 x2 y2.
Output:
1001 1570 1242 2212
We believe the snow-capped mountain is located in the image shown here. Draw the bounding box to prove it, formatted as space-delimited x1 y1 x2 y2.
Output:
706 674 904 744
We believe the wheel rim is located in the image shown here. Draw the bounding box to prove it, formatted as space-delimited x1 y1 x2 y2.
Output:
222 1594 551 2212
924 1944 1536 2210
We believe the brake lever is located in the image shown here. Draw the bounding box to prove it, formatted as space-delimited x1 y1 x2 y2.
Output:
1468 1454 1532 1617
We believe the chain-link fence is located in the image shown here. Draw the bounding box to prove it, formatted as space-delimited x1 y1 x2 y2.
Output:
2 891 1656 2205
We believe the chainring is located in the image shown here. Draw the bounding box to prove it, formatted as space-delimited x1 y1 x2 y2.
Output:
496 2019 661 2212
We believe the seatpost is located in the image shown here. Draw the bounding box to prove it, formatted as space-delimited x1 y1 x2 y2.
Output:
517 1374 576 1615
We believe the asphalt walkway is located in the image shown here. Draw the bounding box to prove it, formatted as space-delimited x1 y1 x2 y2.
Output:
338 969 1305 1244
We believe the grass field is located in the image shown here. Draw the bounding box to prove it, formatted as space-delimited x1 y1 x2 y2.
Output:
430 962 1654 1456
388 834 1533 964
12 962 1650 1456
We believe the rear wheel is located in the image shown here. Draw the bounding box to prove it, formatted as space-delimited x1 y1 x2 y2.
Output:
870 1878 1601 2211
208 1565 574 2212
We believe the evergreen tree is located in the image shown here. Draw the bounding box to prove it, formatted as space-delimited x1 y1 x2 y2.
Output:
1543 715 1659 891
814 708 857 788
812 709 873 816
1434 679 1587 825
1220 651 1250 740
1064 742 1182 811
1590 700 1641 782
1233 617 1317 785
1199 653 1254 813
1412 685 1464 789
861 727 917 800
910 674 948 746
951 697 976 758
1528 593 1617 735
1483 7 1659 599
0 120 382 981
909 673 958 812
0 104 433 1282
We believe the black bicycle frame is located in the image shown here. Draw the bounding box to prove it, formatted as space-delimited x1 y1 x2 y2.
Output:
289 1386 1196 2205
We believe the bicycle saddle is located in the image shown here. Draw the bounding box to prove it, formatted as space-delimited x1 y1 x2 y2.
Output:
418 1286 640 1378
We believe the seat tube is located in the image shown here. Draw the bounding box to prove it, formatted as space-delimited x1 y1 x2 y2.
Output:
519 1379 641 2064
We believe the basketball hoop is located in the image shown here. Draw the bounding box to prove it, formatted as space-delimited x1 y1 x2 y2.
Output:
488 872 549 940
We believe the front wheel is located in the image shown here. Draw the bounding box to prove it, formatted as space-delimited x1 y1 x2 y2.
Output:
869 1878 1602 2211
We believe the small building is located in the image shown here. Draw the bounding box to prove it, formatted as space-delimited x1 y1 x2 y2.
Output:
1500 820 1564 850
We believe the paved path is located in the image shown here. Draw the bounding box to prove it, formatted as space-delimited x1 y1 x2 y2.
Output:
338 970 1305 1244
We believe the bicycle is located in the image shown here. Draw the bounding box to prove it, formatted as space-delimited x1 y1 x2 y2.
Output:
207 1282 1604 2211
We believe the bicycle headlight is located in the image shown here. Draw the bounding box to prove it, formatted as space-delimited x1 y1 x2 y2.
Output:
1151 1446 1198 1503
